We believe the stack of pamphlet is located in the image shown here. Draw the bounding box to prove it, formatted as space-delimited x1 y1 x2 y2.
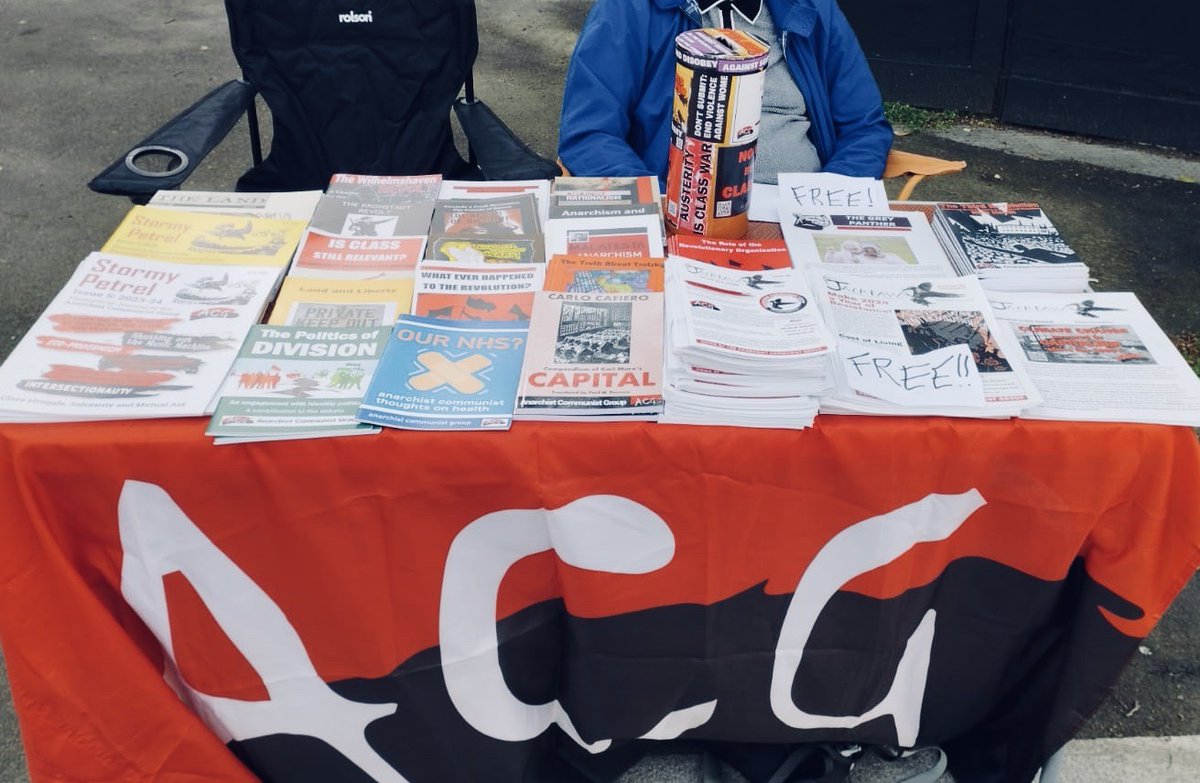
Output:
930 202 1089 292
667 235 793 270
515 255 665 420
291 173 440 278
348 261 542 432
411 261 541 321
205 324 390 443
661 257 835 429
985 291 1200 426
544 176 665 259
266 276 414 328
0 206 306 422
812 270 1041 418
781 209 955 278
439 179 550 227
357 315 529 431
425 193 546 264
148 189 322 223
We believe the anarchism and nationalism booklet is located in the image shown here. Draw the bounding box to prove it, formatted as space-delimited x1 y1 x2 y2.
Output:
356 315 529 431
206 325 389 443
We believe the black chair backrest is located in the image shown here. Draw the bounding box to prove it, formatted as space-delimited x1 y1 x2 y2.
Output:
228 0 479 192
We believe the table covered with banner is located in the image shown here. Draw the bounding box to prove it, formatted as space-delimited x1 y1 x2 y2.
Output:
0 416 1198 783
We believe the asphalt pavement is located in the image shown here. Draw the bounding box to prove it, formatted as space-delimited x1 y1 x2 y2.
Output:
1 1 1198 781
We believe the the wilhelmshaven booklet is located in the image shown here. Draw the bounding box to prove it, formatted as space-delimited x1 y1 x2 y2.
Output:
0 252 285 422
147 189 323 222
987 291 1200 426
667 235 793 271
515 291 664 420
266 276 414 328
543 255 665 293
310 173 441 237
411 262 541 321
812 271 1041 418
206 325 389 443
781 210 955 277
102 205 307 267
357 316 529 430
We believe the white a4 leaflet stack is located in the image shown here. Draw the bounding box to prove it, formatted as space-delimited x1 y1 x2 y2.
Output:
985 291 1200 426
662 257 835 429
811 270 1041 418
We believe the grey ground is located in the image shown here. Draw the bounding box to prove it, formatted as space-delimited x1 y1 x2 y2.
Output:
1 1 1198 781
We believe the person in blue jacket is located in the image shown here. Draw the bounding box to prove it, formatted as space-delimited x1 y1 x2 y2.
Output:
557 0 892 185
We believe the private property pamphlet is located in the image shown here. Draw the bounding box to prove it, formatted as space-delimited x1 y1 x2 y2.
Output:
267 276 414 328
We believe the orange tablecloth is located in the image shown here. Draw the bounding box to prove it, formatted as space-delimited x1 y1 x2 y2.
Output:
0 416 1197 782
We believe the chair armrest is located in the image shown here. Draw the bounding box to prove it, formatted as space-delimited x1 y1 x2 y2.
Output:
453 98 562 181
88 80 258 201
884 149 967 201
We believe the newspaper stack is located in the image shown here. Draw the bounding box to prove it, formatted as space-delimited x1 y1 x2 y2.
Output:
931 202 1090 292
661 257 835 429
812 270 1041 418
985 291 1200 426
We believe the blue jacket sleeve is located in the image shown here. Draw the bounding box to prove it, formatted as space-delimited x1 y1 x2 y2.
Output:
819 3 892 177
557 0 659 178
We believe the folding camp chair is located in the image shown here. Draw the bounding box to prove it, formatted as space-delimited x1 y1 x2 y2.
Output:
89 0 560 202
